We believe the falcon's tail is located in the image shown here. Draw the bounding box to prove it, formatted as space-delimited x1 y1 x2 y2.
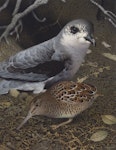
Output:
0 79 46 95
0 79 22 95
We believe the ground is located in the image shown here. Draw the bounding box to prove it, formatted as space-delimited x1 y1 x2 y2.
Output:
0 0 116 150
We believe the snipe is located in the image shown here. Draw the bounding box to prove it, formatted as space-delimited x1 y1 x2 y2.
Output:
17 81 98 130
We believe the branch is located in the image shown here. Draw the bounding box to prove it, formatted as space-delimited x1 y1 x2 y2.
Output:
0 0 48 42
12 0 22 16
0 0 66 43
90 0 116 28
32 11 46 22
37 4 65 32
10 20 23 40
31 0 66 23
17 0 48 18
0 0 9 12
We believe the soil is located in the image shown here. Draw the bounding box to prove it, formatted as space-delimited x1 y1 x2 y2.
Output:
0 0 116 150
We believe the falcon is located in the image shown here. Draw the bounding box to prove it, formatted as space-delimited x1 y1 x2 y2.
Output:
0 19 95 94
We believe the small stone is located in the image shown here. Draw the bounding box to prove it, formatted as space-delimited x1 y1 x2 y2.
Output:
9 89 20 98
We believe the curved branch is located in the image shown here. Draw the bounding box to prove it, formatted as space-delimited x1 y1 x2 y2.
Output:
90 0 116 28
32 11 46 22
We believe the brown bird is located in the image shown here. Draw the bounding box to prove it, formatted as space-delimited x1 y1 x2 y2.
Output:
17 81 98 130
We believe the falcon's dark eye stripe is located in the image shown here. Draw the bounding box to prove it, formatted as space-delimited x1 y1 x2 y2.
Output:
70 26 79 34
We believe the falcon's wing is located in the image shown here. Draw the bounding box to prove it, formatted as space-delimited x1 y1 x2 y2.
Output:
0 38 65 82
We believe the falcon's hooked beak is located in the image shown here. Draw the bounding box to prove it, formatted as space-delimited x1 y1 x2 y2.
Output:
85 35 96 46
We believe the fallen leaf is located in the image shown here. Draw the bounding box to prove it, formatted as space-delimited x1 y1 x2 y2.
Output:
101 41 111 49
9 89 20 98
86 61 98 67
90 130 108 142
93 71 99 77
0 101 11 109
104 66 110 70
77 76 88 83
102 53 116 61
98 68 103 72
87 49 92 54
101 115 116 125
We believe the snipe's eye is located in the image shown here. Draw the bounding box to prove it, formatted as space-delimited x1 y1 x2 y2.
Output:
70 26 79 34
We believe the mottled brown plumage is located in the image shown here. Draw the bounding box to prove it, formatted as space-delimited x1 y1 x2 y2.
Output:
17 81 98 130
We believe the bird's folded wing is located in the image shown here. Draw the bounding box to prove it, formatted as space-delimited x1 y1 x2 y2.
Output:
0 38 65 81
0 71 48 81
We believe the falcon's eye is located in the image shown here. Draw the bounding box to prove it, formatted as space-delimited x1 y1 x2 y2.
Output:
70 26 79 34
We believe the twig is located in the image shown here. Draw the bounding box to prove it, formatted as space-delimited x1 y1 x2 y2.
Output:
37 5 64 32
31 0 66 23
0 0 66 42
0 0 9 12
0 0 48 42
29 0 46 23
12 0 22 16
32 11 46 22
90 0 116 28
10 20 23 40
